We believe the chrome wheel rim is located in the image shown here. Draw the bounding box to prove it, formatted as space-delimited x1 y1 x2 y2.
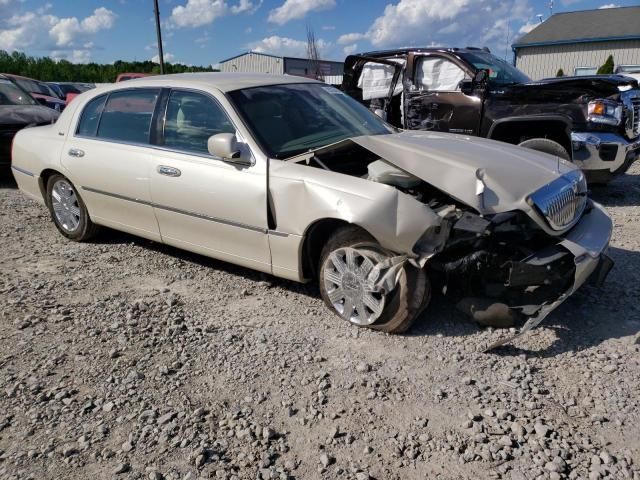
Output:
323 247 386 325
51 179 81 233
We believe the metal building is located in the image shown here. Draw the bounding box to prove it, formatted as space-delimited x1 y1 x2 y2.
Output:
512 6 640 79
218 51 344 85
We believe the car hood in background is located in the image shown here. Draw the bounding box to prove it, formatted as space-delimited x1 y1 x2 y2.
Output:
309 131 573 214
0 105 59 126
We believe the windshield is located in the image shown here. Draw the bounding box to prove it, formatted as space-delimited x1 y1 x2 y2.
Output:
228 83 393 159
14 77 55 97
460 51 531 85
0 78 37 106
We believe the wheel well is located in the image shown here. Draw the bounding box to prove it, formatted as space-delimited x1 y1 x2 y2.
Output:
38 169 63 204
489 120 571 153
301 218 351 281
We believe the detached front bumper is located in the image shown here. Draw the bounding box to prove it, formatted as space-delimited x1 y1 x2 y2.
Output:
486 201 613 350
571 131 640 178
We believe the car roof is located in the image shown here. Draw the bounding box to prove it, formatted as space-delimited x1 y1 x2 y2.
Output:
357 47 489 58
111 72 322 93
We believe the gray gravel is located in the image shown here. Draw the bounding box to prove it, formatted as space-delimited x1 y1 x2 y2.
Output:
1 165 639 480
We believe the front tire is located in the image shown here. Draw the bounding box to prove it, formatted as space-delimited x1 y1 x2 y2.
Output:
46 174 98 241
318 226 430 334
518 138 570 160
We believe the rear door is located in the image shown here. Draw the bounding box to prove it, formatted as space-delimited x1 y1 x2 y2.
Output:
342 55 405 127
62 88 161 241
404 53 481 134
148 88 271 273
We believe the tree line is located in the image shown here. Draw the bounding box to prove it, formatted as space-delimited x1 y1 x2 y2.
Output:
0 50 216 83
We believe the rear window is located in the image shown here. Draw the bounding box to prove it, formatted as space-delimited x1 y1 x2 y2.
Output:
96 89 159 144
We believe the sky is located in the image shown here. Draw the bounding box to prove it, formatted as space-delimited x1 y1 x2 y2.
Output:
0 0 637 66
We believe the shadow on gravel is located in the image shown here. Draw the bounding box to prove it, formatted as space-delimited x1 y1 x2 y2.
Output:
488 245 640 357
590 173 640 207
95 227 320 299
0 167 17 188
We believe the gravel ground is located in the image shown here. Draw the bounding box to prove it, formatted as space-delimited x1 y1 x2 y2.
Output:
0 165 639 480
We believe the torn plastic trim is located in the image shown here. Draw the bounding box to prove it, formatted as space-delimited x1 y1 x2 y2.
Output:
351 242 409 296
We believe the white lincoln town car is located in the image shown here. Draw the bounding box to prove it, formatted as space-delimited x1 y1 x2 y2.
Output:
11 73 613 346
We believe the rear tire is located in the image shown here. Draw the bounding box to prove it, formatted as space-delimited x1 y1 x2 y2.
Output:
46 174 98 241
518 138 570 160
318 226 430 334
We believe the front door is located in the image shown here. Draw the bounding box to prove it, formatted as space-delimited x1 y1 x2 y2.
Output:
149 89 271 273
404 54 481 134
342 55 405 127
62 88 161 241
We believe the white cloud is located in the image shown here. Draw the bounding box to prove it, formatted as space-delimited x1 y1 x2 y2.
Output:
231 0 262 14
343 43 358 55
267 0 335 25
169 0 261 28
152 52 176 63
248 35 330 58
51 49 93 64
337 32 367 45
599 3 620 8
0 7 116 53
321 25 335 30
337 0 532 57
519 21 538 34
169 0 227 28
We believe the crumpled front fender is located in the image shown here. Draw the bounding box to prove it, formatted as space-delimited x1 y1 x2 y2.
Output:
269 160 442 256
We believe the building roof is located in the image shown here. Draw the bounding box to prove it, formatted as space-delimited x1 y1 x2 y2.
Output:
219 50 343 65
513 6 640 48
94 72 320 93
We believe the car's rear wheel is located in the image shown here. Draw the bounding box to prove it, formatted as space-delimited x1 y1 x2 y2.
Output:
518 138 570 160
46 174 98 241
318 226 430 334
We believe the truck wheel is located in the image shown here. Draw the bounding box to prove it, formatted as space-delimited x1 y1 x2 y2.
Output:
318 225 430 334
46 174 99 241
518 138 570 160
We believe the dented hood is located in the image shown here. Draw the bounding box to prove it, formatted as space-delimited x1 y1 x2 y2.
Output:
348 131 573 214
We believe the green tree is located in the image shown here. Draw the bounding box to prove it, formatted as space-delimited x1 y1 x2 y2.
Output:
556 68 565 77
0 49 217 83
597 55 614 75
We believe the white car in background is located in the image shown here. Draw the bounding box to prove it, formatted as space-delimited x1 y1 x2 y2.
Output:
10 73 613 347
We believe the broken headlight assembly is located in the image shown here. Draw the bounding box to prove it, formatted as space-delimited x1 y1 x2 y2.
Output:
588 99 622 126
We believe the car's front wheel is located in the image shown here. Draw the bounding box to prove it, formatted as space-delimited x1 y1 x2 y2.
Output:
46 174 98 241
318 226 430 333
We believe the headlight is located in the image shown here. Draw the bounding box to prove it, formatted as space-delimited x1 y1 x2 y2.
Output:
588 99 622 126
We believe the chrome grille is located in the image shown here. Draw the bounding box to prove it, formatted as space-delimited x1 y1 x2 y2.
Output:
529 170 588 231
632 97 640 138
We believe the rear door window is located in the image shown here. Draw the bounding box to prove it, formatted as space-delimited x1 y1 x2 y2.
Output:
76 95 107 137
96 89 159 144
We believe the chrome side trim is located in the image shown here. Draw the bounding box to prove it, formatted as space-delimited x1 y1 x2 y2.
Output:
82 186 152 206
80 185 281 235
11 165 34 177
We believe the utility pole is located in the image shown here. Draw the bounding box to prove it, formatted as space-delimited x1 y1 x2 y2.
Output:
549 0 554 17
153 0 165 74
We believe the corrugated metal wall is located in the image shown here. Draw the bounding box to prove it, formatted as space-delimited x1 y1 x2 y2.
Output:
515 40 640 79
219 53 284 74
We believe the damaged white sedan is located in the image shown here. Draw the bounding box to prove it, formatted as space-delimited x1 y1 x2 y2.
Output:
11 73 613 346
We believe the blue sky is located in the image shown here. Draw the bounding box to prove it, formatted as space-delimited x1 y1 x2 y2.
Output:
0 0 637 66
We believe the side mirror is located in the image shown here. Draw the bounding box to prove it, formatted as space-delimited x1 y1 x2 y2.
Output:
474 69 489 84
207 133 252 166
459 79 474 95
373 108 387 121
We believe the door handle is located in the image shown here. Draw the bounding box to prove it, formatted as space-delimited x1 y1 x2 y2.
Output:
68 148 85 158
157 165 181 177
